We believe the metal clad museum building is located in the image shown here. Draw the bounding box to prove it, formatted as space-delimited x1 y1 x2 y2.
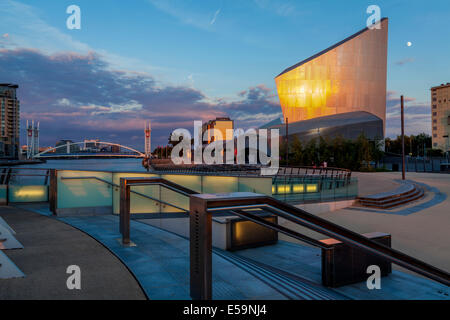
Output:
273 18 388 142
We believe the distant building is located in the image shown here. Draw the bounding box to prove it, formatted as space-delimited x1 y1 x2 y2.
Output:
21 145 53 156
202 117 234 143
111 145 120 153
431 83 450 152
55 139 80 153
268 111 383 144
39 146 54 154
83 139 100 152
0 84 20 159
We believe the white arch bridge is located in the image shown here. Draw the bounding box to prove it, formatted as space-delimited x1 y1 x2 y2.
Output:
33 141 145 159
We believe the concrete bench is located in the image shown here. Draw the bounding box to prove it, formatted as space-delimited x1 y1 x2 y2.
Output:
212 214 278 251
320 232 392 287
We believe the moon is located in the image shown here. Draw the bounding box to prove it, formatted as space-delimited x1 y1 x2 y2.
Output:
407 41 412 47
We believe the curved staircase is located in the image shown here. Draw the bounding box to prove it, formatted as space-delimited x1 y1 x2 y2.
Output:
357 182 424 209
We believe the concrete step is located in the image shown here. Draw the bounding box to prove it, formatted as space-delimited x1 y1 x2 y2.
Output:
214 248 347 300
357 183 424 209
359 189 424 209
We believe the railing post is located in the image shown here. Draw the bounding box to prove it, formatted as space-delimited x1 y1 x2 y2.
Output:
190 194 212 300
5 183 9 206
120 178 131 245
49 169 57 215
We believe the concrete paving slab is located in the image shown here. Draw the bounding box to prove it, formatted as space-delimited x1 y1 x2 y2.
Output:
0 206 146 300
0 223 24 250
236 241 449 300
57 215 289 300
0 216 16 234
0 251 25 279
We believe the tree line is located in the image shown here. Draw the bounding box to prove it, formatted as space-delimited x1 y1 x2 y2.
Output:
281 133 444 171
280 134 384 171
157 132 444 171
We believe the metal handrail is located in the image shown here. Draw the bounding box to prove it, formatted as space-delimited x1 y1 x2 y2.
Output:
0 167 50 170
2 174 49 177
1 168 50 185
200 195 450 287
118 177 200 244
60 176 190 213
229 208 330 249
116 177 314 251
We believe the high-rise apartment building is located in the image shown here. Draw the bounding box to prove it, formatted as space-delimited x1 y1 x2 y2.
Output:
431 83 450 152
0 84 20 159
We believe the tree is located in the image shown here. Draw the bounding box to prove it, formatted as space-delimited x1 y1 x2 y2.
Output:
291 136 303 164
356 133 372 170
384 133 433 156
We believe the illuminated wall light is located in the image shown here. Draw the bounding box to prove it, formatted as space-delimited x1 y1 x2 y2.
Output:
11 186 48 202
272 185 276 194
15 189 46 197
277 185 291 194
234 222 244 242
292 184 305 193
306 184 318 193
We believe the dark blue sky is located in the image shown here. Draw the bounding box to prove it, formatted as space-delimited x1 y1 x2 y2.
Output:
0 0 449 149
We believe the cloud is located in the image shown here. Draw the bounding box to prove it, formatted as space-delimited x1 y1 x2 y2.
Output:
0 0 89 53
0 0 169 77
386 91 417 111
395 57 415 66
385 91 431 137
0 48 281 149
210 8 221 25
147 0 222 31
2 45 430 146
56 98 72 107
253 0 301 17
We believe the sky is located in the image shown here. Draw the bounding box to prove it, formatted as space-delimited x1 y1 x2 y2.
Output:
0 0 449 150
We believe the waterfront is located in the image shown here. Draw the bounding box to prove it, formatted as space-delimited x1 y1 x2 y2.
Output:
1 168 449 300
18 158 147 172
1 0 450 304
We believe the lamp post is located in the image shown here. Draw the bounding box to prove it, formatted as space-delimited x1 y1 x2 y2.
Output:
285 117 289 166
401 95 406 180
317 127 321 166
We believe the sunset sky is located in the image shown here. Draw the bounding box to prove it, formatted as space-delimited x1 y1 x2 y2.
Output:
1 0 449 149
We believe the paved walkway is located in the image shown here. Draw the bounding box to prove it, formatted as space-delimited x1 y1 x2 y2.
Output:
352 172 401 197
57 214 287 300
284 172 450 275
348 179 446 215
236 241 449 300
0 206 146 300
9 195 450 300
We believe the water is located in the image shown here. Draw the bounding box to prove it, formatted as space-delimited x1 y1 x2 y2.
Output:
9 158 147 185
18 158 147 172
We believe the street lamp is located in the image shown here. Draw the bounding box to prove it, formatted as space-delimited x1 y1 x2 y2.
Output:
401 95 406 180
317 127 321 166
